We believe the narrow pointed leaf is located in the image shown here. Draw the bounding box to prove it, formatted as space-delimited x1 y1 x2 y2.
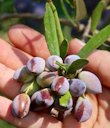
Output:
91 1 105 32
60 0 76 27
58 67 63 76
60 39 69 59
67 59 89 74
56 61 67 71
49 1 64 45
75 0 87 21
44 3 60 55
65 0 74 8
78 25 110 58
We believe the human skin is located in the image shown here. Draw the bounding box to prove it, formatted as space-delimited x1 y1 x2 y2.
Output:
0 24 110 128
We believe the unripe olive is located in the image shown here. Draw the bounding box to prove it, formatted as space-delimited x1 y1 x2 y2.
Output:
13 66 35 83
20 80 40 96
37 71 57 88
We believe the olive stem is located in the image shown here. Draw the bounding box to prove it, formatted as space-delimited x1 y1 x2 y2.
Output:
25 87 30 95
58 111 64 121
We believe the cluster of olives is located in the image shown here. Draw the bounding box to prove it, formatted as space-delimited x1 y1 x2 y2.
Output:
12 54 102 122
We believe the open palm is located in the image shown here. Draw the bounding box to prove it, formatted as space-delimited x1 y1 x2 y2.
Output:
0 24 110 128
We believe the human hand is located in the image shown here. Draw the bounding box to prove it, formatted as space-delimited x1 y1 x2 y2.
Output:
0 24 110 128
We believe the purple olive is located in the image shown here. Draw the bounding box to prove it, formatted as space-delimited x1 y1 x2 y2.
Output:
78 71 102 94
12 93 30 118
13 66 35 83
31 88 54 111
26 57 45 74
64 55 80 65
69 79 86 97
46 55 63 71
74 97 93 122
51 76 69 95
37 71 57 88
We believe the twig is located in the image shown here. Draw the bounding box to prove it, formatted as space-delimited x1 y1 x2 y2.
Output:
0 13 74 27
0 13 42 21
82 18 91 42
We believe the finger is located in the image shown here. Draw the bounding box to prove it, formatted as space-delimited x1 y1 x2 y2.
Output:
68 38 110 87
94 87 110 128
63 94 98 128
0 38 32 70
8 24 50 59
68 39 85 55
0 63 21 99
0 96 62 128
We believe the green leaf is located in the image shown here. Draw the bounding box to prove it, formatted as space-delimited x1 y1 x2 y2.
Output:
75 0 87 21
65 0 75 8
56 61 67 71
60 39 69 59
67 59 89 74
44 3 60 55
49 1 64 45
63 26 72 41
60 0 77 27
21 80 40 96
58 67 63 76
0 1 13 13
78 25 110 58
59 91 72 107
91 1 105 32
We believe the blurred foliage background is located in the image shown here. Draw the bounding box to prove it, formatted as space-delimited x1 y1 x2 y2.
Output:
0 0 110 127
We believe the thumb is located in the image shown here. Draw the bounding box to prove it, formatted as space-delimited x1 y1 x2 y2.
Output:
68 38 110 87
